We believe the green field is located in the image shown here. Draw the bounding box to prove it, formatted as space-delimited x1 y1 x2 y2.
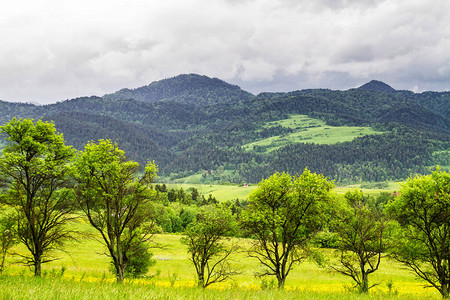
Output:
158 182 399 202
164 183 257 202
242 115 384 152
1 229 441 299
0 275 438 300
0 180 434 299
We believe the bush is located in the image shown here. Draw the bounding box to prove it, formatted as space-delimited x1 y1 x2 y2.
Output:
311 229 339 248
110 242 156 278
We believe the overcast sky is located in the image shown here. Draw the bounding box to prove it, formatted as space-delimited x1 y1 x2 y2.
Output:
1 0 450 104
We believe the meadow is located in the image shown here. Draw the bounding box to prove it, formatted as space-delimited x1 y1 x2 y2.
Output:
0 180 438 299
242 114 384 152
160 180 399 202
0 223 441 299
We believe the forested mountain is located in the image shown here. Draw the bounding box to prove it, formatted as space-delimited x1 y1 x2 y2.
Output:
357 80 396 92
103 73 254 106
0 74 449 184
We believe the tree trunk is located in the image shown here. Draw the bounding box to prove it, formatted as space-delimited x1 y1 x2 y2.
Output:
0 249 7 274
114 259 126 283
441 283 449 298
277 276 285 289
34 258 42 277
360 272 369 293
116 266 125 283
198 272 205 288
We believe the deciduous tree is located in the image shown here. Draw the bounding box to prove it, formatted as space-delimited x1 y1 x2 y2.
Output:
331 189 388 293
241 169 334 289
388 168 450 298
181 205 239 288
73 139 158 282
0 118 75 276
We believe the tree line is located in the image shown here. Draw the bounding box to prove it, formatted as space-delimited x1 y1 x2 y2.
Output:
1 118 450 297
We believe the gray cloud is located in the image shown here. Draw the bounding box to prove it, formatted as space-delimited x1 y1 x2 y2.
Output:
1 0 449 104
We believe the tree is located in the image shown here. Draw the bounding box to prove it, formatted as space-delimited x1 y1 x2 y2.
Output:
240 169 334 289
0 118 75 276
331 189 388 293
73 139 158 282
181 205 240 288
387 168 450 298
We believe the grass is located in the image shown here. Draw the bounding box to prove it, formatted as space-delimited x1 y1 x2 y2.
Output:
335 181 401 195
1 224 441 299
242 115 384 152
0 275 439 300
158 181 399 202
0 181 437 299
162 183 258 202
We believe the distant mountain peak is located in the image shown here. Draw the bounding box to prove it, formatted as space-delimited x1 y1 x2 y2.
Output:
103 73 254 106
357 80 396 92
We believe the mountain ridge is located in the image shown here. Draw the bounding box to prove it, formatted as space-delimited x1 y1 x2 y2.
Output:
0 74 449 184
102 73 254 106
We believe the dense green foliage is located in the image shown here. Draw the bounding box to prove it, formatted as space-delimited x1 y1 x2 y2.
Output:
331 189 388 293
181 205 239 288
0 118 76 276
0 74 449 184
241 170 334 289
72 139 159 282
387 168 450 298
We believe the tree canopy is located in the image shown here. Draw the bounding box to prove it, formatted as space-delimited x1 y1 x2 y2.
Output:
388 168 450 298
181 205 239 288
331 189 388 293
0 118 75 276
72 139 158 282
241 169 334 289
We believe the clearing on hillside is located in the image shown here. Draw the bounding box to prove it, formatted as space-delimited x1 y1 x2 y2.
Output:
243 114 383 153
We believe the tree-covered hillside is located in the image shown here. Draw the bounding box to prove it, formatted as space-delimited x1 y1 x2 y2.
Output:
0 74 449 184
103 73 254 106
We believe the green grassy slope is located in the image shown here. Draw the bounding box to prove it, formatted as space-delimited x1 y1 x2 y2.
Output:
242 115 383 152
164 183 257 202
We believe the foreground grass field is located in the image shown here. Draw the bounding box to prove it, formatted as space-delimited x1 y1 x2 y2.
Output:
1 228 441 299
0 181 438 299
0 275 440 300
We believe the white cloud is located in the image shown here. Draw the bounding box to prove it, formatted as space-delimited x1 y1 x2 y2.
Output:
1 0 450 103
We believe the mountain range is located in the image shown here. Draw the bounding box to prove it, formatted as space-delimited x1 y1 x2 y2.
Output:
0 74 449 184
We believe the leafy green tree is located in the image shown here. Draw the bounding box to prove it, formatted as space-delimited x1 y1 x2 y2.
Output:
0 118 75 276
73 139 158 282
190 188 200 203
331 189 388 293
241 169 334 289
181 205 240 288
180 208 197 229
387 168 450 298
